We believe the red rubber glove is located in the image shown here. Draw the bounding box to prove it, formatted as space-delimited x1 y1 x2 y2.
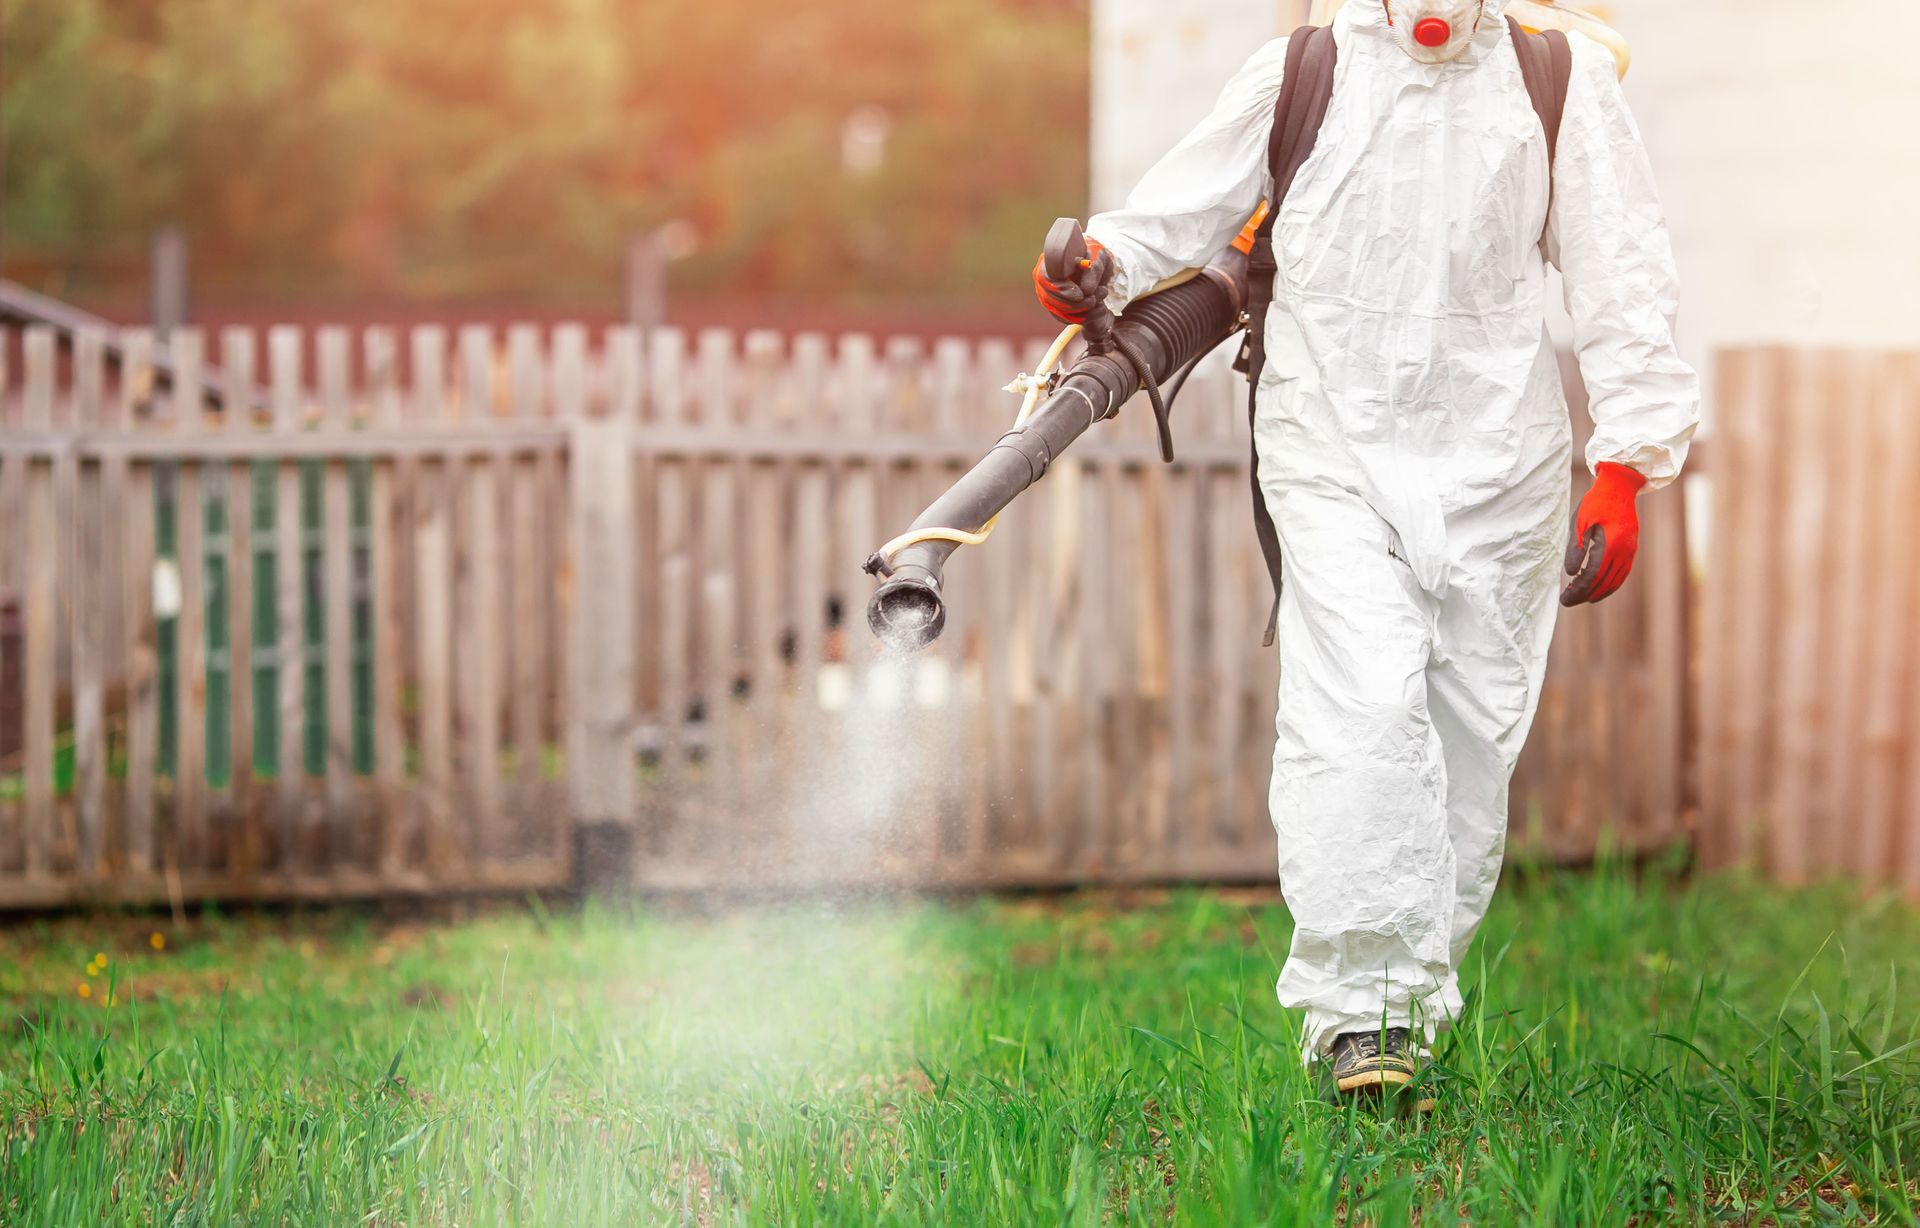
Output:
1562 462 1649 607
1032 238 1116 325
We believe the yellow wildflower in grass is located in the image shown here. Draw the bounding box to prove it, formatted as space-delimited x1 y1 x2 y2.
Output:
94 951 107 965
150 932 166 951
76 983 91 999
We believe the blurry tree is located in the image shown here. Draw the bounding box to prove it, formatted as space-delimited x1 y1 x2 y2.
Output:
0 0 1090 305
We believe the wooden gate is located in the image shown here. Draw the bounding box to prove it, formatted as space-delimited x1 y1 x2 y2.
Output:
0 324 573 906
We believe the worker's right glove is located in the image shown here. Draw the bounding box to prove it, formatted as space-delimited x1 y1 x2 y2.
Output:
1032 238 1117 325
1561 462 1649 607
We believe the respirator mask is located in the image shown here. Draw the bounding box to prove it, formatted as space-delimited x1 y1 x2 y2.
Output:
1383 0 1488 63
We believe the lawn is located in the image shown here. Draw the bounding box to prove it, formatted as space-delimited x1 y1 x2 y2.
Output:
3 866 1919 1225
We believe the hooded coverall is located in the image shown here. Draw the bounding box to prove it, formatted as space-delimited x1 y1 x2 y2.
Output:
1086 0 1699 1056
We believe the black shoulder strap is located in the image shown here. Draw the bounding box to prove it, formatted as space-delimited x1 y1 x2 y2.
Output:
1507 17 1573 239
1242 25 1337 647
1266 27 1341 225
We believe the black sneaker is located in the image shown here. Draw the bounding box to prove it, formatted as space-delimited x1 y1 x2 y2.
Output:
1327 1028 1423 1101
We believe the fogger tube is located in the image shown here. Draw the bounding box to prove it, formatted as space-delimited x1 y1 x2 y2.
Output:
865 264 1244 652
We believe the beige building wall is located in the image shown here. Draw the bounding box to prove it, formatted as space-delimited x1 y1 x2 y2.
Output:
1608 0 1919 350
1091 0 1920 351
1091 1 1310 210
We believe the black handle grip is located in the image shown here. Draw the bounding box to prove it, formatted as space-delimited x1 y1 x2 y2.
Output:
1044 217 1088 282
1043 216 1116 345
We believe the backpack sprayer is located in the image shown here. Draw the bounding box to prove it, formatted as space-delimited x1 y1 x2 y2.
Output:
862 215 1258 653
862 3 1628 655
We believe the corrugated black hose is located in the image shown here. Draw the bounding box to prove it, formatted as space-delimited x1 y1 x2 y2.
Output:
1111 334 1177 463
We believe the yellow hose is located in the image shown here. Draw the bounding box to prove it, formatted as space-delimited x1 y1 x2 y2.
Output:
870 323 1082 569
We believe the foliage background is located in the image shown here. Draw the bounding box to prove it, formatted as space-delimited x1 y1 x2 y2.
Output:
0 0 1091 309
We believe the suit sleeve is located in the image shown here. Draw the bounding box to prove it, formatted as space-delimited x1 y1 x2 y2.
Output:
1086 37 1290 310
1547 34 1701 489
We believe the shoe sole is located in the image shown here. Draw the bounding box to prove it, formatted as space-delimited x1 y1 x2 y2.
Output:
1335 1069 1436 1115
1336 1068 1414 1093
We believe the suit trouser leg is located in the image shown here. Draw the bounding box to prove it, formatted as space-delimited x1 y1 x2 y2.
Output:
1266 482 1458 1058
1427 536 1564 999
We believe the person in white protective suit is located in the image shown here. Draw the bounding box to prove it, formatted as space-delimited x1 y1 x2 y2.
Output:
1035 0 1698 1098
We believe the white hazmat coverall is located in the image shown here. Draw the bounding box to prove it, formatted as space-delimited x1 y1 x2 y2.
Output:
1087 0 1698 1057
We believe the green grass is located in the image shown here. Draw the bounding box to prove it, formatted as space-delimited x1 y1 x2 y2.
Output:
3 866 1919 1225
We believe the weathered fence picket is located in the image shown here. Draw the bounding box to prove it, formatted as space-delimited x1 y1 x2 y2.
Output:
0 335 16 874
567 356 636 830
269 327 306 866
121 331 158 877
173 330 209 871
319 327 358 839
1888 358 1920 894
222 327 259 863
22 328 57 882
365 327 406 878
506 327 546 846
409 327 453 871
73 330 108 879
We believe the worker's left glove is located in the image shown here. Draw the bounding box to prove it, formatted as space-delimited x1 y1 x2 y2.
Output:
1033 238 1117 325
1561 462 1649 607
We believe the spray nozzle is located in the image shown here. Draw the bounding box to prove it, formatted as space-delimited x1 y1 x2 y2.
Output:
867 572 947 655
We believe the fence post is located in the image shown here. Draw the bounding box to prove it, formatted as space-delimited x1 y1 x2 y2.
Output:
566 345 637 885
150 226 189 338
625 232 668 336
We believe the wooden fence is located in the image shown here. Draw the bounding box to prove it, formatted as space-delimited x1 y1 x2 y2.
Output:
1700 349 1920 894
0 322 1692 905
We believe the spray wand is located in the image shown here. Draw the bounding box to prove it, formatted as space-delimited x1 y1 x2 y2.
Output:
862 213 1263 653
